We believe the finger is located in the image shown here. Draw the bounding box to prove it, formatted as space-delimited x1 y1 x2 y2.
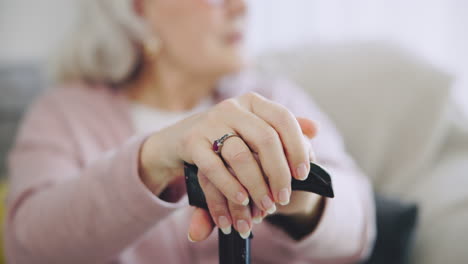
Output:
188 208 215 242
191 141 250 206
251 153 277 218
198 172 233 235
298 117 318 164
243 94 310 180
217 98 292 206
253 128 317 163
228 199 252 239
220 135 277 214
242 93 311 182
309 147 317 163
302 134 317 163
296 117 319 139
251 202 264 224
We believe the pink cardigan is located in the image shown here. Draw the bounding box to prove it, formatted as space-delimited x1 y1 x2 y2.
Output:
5 72 375 264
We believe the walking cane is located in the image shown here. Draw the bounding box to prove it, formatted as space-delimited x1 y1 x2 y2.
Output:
184 162 335 264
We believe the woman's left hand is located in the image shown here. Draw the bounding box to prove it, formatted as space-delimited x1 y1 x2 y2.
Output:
188 117 324 241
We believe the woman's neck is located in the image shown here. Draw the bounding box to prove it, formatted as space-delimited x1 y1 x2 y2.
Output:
125 60 219 112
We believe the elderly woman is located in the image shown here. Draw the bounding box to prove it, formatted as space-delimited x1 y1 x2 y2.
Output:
5 0 375 263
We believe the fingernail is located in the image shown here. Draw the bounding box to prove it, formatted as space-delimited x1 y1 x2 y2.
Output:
279 188 290 205
262 195 276 214
188 232 196 243
218 216 232 235
221 226 232 235
253 216 263 224
267 204 277 215
297 163 308 180
237 220 251 239
252 206 262 224
236 192 249 206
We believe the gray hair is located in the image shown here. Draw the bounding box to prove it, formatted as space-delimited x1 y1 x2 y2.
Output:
49 0 150 85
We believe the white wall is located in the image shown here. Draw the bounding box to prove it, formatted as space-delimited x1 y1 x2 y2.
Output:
246 0 468 110
0 0 76 62
2 0 468 65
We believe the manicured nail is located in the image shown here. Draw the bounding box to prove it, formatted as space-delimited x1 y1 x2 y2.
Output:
221 226 232 235
297 163 308 180
262 195 276 214
251 205 262 224
269 204 277 214
218 216 232 235
236 192 249 206
279 188 290 206
188 232 195 242
253 216 263 224
237 220 251 239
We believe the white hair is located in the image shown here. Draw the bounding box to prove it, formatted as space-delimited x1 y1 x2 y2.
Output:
49 0 150 85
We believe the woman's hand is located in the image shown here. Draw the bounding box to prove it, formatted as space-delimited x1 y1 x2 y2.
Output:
140 92 319 240
275 117 322 216
187 117 324 241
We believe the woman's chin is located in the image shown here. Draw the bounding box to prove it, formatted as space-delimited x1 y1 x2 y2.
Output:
197 53 247 78
220 54 247 74
213 64 245 78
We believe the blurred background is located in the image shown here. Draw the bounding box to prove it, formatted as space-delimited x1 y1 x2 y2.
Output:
1 0 468 110
1 1 467 263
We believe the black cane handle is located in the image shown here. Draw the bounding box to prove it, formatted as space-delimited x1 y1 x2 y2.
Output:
184 162 334 210
183 162 335 264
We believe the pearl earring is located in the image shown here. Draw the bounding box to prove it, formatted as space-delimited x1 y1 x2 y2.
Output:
143 35 161 61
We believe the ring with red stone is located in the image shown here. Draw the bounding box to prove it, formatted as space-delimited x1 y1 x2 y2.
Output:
212 132 241 155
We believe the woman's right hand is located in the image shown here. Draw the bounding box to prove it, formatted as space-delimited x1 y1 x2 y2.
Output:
139 92 317 240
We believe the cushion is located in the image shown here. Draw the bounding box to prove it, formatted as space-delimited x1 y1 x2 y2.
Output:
362 194 418 264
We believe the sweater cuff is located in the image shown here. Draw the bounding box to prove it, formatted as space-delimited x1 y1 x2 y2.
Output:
113 134 188 226
264 196 336 251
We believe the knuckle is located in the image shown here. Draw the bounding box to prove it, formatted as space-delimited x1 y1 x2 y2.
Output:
227 148 252 164
274 107 295 127
244 91 264 101
180 131 197 149
205 108 220 123
259 128 280 146
178 131 198 158
208 201 228 216
217 98 239 112
198 160 219 177
250 178 268 195
229 202 247 214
